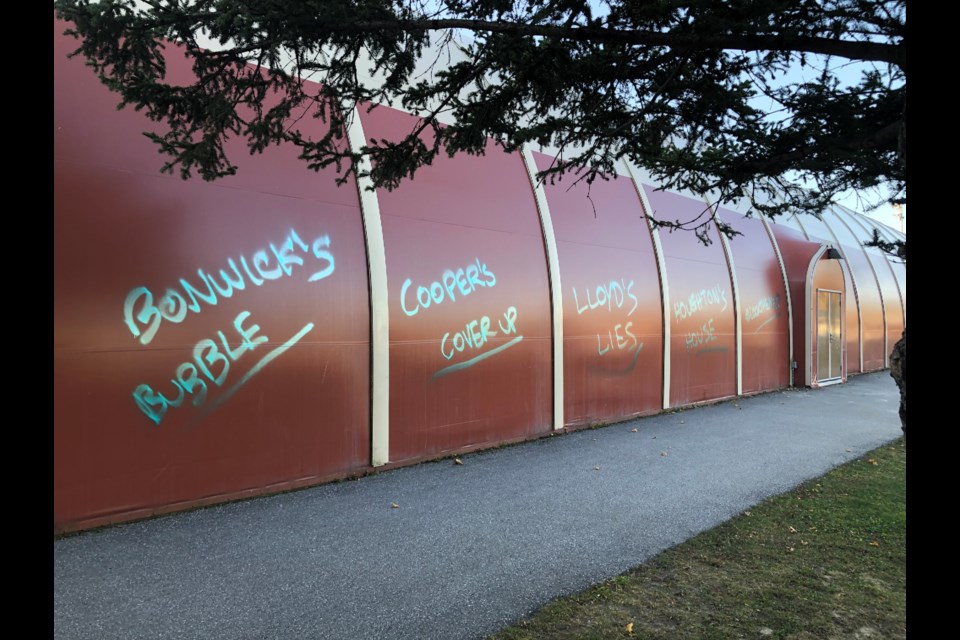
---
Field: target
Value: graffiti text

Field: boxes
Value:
[434,305,522,378]
[745,294,782,332]
[597,321,642,356]
[685,317,718,352]
[400,258,496,317]
[674,284,728,322]
[572,279,639,316]
[132,310,314,425]
[124,229,334,345]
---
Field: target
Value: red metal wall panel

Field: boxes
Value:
[769,223,822,381]
[717,209,790,393]
[642,188,736,405]
[535,157,663,425]
[54,21,371,531]
[359,107,552,462]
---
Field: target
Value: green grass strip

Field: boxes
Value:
[490,438,906,640]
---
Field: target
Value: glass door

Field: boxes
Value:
[817,290,843,382]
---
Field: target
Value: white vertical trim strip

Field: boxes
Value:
[624,163,671,410]
[804,246,829,387]
[828,209,888,368]
[759,216,796,387]
[870,228,906,329]
[798,211,862,376]
[785,213,827,379]
[520,146,564,431]
[839,210,905,324]
[789,212,811,240]
[346,108,390,467]
[870,221,900,243]
[847,254,863,375]
[835,247,865,376]
[710,202,742,396]
[834,208,902,366]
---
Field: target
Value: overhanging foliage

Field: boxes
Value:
[54,0,906,234]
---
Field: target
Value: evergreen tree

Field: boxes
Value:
[54,0,905,223]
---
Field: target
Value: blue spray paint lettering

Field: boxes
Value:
[685,317,718,351]
[208,259,247,298]
[570,278,641,361]
[123,229,334,345]
[308,236,335,282]
[498,306,518,335]
[597,321,642,356]
[433,306,522,378]
[573,278,638,316]
[131,310,291,425]
[132,380,185,426]
[674,284,728,323]
[745,294,781,322]
[400,258,496,317]
[441,316,498,360]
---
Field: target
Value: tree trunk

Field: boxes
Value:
[889,328,906,434]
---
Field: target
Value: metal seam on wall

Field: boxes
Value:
[788,212,810,240]
[850,210,905,328]
[801,210,862,375]
[759,216,795,387]
[709,202,743,396]
[870,215,908,319]
[844,251,864,375]
[787,211,848,381]
[346,108,390,466]
[806,210,857,379]
[855,209,905,327]
[836,206,905,338]
[828,208,888,368]
[849,207,902,243]
[804,245,830,386]
[520,146,564,431]
[871,221,899,243]
[623,162,671,410]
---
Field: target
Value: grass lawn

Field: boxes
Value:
[489,438,906,640]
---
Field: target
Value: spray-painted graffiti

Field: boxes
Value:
[572,279,639,316]
[673,284,729,354]
[745,294,782,332]
[127,228,336,425]
[572,278,644,359]
[685,317,718,352]
[132,310,314,425]
[399,259,523,378]
[674,284,728,322]
[124,229,334,346]
[400,259,496,317]
[435,306,523,379]
[441,306,518,360]
[596,323,641,356]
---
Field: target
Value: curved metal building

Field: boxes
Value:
[54,21,906,533]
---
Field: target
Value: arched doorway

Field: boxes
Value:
[816,288,843,383]
[807,247,847,387]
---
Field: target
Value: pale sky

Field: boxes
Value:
[835,192,906,234]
